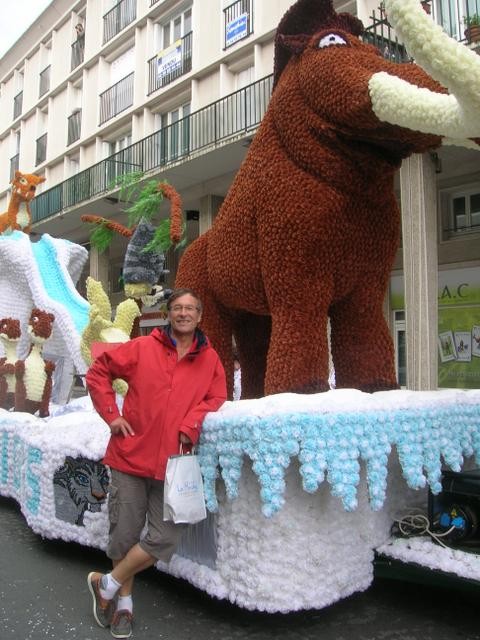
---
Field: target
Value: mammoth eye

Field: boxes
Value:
[19,177,28,185]
[32,316,39,323]
[318,33,347,48]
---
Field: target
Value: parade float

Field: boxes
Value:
[2,0,480,613]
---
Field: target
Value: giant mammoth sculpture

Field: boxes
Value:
[175,0,480,398]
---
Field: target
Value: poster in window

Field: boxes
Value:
[473,325,480,358]
[454,331,472,362]
[438,330,456,363]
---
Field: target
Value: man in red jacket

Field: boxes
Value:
[85,288,226,639]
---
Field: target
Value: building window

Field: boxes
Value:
[105,132,136,184]
[68,109,82,145]
[10,154,20,181]
[148,8,192,94]
[39,65,51,98]
[9,130,21,180]
[160,8,192,48]
[435,0,480,41]
[13,92,23,119]
[450,189,480,233]
[157,103,190,163]
[99,72,134,125]
[103,0,137,44]
[224,0,253,49]
[36,133,48,166]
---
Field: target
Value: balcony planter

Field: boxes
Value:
[464,14,480,44]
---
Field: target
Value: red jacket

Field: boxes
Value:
[86,326,227,480]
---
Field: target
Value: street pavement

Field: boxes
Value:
[1,495,479,640]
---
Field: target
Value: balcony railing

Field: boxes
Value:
[31,74,274,224]
[363,11,410,62]
[68,109,82,145]
[99,72,134,125]
[36,133,47,166]
[71,36,85,70]
[13,91,23,119]
[150,0,160,5]
[435,0,480,42]
[103,0,136,44]
[365,1,480,53]
[39,65,51,98]
[10,154,19,181]
[147,31,192,95]
[224,0,253,49]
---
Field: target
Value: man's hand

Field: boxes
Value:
[109,416,135,437]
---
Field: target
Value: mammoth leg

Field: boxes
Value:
[176,234,234,396]
[232,312,271,399]
[200,298,234,398]
[264,307,330,395]
[330,293,398,392]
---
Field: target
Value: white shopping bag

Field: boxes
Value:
[163,451,207,524]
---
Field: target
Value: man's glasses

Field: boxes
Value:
[170,305,200,313]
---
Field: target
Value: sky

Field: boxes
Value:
[0,0,53,59]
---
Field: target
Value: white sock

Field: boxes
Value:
[116,595,133,614]
[99,573,121,600]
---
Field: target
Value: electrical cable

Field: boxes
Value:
[391,508,457,548]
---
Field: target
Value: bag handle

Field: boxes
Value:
[179,442,195,456]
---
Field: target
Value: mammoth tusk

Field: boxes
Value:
[384,0,480,111]
[369,72,480,139]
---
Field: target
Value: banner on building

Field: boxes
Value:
[390,267,480,389]
[157,40,182,79]
[225,13,248,47]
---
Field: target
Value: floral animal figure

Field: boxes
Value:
[80,277,141,395]
[176,0,480,398]
[14,308,55,417]
[0,318,21,410]
[81,180,183,299]
[0,171,46,235]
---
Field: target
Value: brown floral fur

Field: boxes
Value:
[175,0,470,398]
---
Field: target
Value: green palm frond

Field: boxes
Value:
[90,223,115,253]
[126,180,165,226]
[142,219,187,253]
[107,170,145,202]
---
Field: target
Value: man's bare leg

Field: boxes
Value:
[111,544,156,591]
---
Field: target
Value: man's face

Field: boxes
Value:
[168,294,202,338]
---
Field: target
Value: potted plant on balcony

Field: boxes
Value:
[464,13,480,44]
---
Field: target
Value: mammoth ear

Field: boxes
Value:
[36,175,46,184]
[277,33,311,56]
[48,313,55,323]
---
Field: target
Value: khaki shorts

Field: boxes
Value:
[107,468,186,562]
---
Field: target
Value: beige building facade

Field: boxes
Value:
[0,0,479,389]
